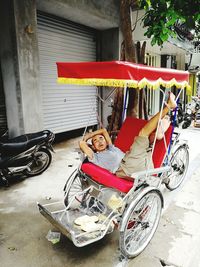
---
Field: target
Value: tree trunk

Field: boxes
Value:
[107,42,125,137]
[136,41,147,119]
[120,0,139,118]
[120,0,137,62]
[108,0,148,134]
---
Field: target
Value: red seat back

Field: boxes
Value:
[114,117,173,168]
[114,117,147,152]
[152,124,173,168]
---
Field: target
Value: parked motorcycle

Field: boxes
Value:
[176,102,184,125]
[182,106,193,129]
[170,102,184,128]
[194,111,200,127]
[182,96,200,129]
[0,130,54,186]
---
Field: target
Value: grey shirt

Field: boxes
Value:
[89,144,125,173]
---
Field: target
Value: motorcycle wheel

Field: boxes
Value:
[177,115,183,124]
[24,148,52,176]
[182,121,191,129]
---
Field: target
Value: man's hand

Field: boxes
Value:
[82,128,112,145]
[83,132,93,142]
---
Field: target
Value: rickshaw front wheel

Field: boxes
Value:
[119,189,162,258]
[64,171,88,207]
[166,145,189,191]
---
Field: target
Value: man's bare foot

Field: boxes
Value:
[149,115,171,143]
[167,92,177,110]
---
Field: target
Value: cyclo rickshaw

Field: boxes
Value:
[38,61,190,258]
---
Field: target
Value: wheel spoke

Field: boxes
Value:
[64,173,88,207]
[125,228,142,250]
[26,149,51,175]
[122,192,162,257]
[167,146,189,190]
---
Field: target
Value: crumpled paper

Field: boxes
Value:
[46,230,61,244]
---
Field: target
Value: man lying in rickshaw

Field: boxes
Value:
[79,92,177,180]
[38,62,190,258]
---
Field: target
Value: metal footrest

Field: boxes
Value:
[38,200,119,247]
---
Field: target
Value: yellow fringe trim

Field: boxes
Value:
[57,77,191,92]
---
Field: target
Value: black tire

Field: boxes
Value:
[24,148,52,176]
[0,175,9,186]
[179,116,183,123]
[119,189,162,258]
[64,171,88,207]
[177,115,183,124]
[182,121,191,129]
[166,145,189,191]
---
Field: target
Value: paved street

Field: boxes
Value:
[0,126,200,267]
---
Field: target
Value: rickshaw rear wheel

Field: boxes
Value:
[119,189,162,258]
[166,145,189,191]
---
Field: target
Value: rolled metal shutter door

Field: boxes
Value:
[37,13,97,133]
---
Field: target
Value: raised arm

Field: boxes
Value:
[79,128,112,159]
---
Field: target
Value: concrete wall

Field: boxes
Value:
[14,0,43,134]
[101,28,120,60]
[36,0,120,30]
[191,53,200,67]
[100,28,121,126]
[0,0,42,136]
[0,0,24,136]
[176,54,186,70]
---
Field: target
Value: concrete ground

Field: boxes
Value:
[0,126,200,267]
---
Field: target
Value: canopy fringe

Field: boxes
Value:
[57,77,191,92]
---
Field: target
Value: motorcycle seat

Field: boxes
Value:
[0,130,51,156]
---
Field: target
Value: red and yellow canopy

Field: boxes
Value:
[57,61,190,90]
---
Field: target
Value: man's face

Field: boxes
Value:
[92,134,107,152]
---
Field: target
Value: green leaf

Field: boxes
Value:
[138,0,199,44]
[151,36,157,46]
[162,28,169,34]
[160,33,169,42]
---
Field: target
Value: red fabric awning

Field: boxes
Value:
[57,61,190,90]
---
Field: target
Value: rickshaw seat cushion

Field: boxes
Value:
[114,117,173,168]
[81,163,134,193]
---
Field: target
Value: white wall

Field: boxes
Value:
[191,53,200,67]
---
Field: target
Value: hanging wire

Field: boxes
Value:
[167,88,183,159]
[82,104,97,140]
[82,87,117,139]
[96,87,117,103]
[122,84,129,122]
[151,89,168,163]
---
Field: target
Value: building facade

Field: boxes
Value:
[0,0,121,136]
